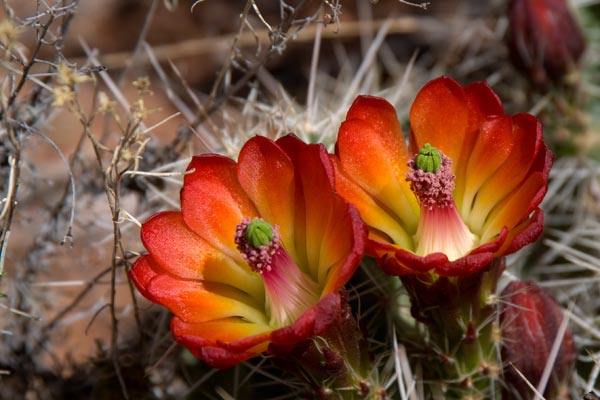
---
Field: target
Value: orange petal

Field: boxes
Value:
[481,172,547,243]
[498,208,544,255]
[374,235,506,277]
[336,96,418,232]
[171,317,270,368]
[269,291,342,354]
[464,81,504,119]
[138,259,267,325]
[237,136,297,261]
[277,135,365,288]
[171,316,270,349]
[141,211,263,300]
[467,113,542,229]
[531,143,553,180]
[315,199,366,296]
[460,115,515,222]
[450,80,504,206]
[181,154,258,262]
[332,157,414,249]
[381,247,450,275]
[409,77,469,168]
[129,254,161,301]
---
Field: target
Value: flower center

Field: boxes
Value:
[406,144,477,261]
[235,217,320,327]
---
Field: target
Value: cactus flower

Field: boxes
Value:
[332,77,552,277]
[130,134,365,368]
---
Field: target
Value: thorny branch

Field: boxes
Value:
[168,0,341,156]
[74,82,149,399]
[0,1,77,287]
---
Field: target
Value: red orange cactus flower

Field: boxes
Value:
[332,77,553,277]
[130,134,365,368]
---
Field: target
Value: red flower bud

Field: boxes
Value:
[500,280,576,399]
[506,0,586,87]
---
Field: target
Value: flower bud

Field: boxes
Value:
[500,281,576,399]
[506,0,586,87]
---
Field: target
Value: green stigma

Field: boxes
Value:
[246,218,274,248]
[415,143,442,173]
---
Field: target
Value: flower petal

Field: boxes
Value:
[464,81,504,118]
[129,254,161,301]
[318,203,366,295]
[460,115,515,222]
[237,136,297,261]
[448,81,504,208]
[181,155,259,262]
[529,141,553,181]
[371,228,508,277]
[409,77,469,167]
[378,245,448,275]
[498,208,544,255]
[134,256,268,325]
[332,158,414,249]
[269,291,342,355]
[171,317,271,369]
[481,172,547,243]
[336,95,419,232]
[276,135,365,291]
[467,113,544,229]
[141,211,263,300]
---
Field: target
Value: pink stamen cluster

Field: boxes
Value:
[406,154,455,210]
[235,217,282,274]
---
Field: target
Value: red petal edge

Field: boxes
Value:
[276,133,367,293]
[503,208,544,255]
[268,291,342,356]
[173,320,270,369]
[374,227,510,277]
[171,292,344,368]
[129,254,160,301]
